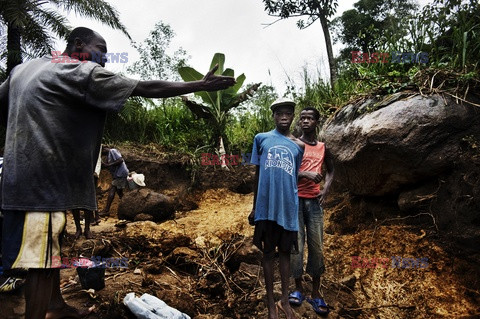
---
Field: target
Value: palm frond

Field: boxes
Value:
[32,7,71,40]
[49,0,131,40]
[21,13,54,56]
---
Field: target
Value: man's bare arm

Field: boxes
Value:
[131,64,235,98]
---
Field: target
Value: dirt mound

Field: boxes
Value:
[119,143,256,208]
[1,145,479,318]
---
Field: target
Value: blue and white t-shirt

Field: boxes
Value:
[251,129,304,231]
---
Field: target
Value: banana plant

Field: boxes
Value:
[178,53,261,153]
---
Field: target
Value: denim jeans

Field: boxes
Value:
[291,197,325,278]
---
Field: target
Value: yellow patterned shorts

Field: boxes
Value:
[2,211,66,269]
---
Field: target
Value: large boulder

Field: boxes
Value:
[117,188,175,222]
[323,93,480,196]
[322,92,480,249]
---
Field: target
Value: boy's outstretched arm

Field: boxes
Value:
[131,64,235,98]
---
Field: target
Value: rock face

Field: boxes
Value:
[117,188,175,222]
[322,93,480,248]
[323,93,480,196]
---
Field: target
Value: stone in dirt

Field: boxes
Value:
[117,188,175,222]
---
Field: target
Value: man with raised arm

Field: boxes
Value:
[0,27,234,319]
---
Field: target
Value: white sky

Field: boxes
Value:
[55,0,358,94]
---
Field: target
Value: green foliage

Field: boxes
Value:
[103,97,210,151]
[420,0,480,70]
[0,0,129,74]
[328,0,480,108]
[333,0,480,73]
[295,69,342,118]
[263,0,338,28]
[331,0,418,60]
[127,21,189,81]
[179,53,246,112]
[285,67,363,125]
[226,85,277,153]
[103,83,275,157]
[343,62,420,94]
[178,53,260,151]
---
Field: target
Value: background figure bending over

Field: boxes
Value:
[100,147,129,216]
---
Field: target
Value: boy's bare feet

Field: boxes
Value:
[277,300,297,319]
[267,301,279,319]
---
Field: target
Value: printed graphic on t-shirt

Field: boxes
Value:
[300,150,324,171]
[265,145,294,176]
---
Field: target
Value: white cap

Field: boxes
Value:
[270,97,296,112]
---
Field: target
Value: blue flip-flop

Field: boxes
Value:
[307,297,330,315]
[288,290,305,306]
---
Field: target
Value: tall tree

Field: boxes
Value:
[125,21,189,120]
[127,21,188,82]
[178,53,261,153]
[263,0,339,87]
[331,0,418,61]
[0,0,130,76]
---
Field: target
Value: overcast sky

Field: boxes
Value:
[55,0,363,94]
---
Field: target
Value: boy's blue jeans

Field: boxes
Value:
[291,197,326,278]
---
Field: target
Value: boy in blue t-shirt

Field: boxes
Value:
[249,98,304,318]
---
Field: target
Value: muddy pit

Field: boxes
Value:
[1,144,479,318]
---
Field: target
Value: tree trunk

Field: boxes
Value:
[318,14,337,88]
[7,22,23,76]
